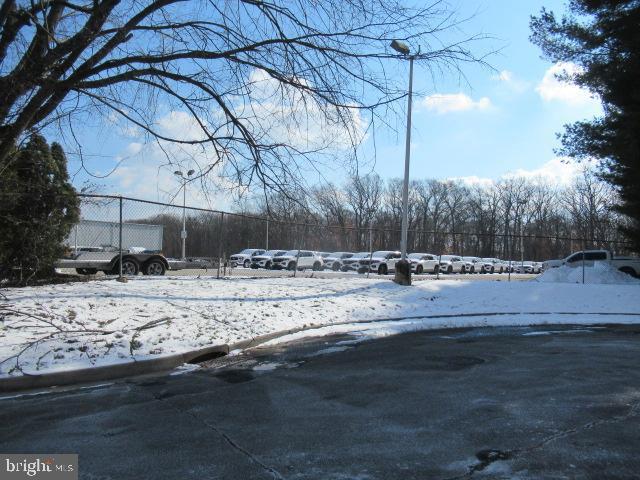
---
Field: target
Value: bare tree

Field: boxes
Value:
[346,173,383,250]
[0,0,489,191]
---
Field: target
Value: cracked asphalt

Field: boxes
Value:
[2,324,640,479]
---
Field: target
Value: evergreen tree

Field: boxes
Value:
[0,135,79,283]
[530,0,640,251]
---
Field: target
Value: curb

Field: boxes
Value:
[0,344,229,393]
[2,311,639,393]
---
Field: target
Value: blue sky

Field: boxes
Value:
[59,0,601,206]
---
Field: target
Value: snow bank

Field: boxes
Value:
[1,276,640,377]
[536,263,640,285]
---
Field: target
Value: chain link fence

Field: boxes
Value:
[38,193,630,282]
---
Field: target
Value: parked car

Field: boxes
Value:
[230,248,266,268]
[543,250,640,278]
[323,252,354,271]
[462,256,484,274]
[359,250,402,275]
[480,258,507,274]
[439,255,468,274]
[533,262,544,273]
[341,252,371,272]
[250,250,287,269]
[408,253,440,274]
[514,262,535,274]
[271,250,324,271]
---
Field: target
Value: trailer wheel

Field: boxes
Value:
[143,259,166,276]
[112,258,139,276]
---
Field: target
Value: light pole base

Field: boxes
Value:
[393,259,412,286]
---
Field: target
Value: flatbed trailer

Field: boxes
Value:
[55,251,213,276]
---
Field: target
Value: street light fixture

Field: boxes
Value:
[174,169,195,260]
[391,39,416,285]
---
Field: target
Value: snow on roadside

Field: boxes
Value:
[537,263,640,285]
[1,275,640,377]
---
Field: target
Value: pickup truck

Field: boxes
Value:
[543,250,640,278]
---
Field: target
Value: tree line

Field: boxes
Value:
[137,168,632,262]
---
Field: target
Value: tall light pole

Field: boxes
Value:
[174,169,195,260]
[391,39,415,285]
[391,39,415,262]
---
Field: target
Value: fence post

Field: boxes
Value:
[582,239,586,284]
[217,212,224,279]
[118,196,123,281]
[367,227,373,278]
[266,219,269,251]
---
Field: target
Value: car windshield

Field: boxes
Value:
[262,250,282,256]
[352,252,371,259]
[372,251,392,257]
[408,253,422,259]
[440,255,454,261]
[239,249,257,254]
[282,250,298,257]
[463,257,477,262]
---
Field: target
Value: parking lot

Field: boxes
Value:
[58,266,538,281]
[2,324,639,479]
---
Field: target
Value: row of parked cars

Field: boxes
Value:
[229,249,544,275]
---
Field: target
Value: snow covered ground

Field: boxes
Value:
[1,267,639,377]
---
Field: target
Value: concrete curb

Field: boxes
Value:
[2,311,639,393]
[0,344,229,393]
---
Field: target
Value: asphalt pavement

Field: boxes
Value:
[2,324,639,479]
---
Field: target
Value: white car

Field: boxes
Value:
[271,250,324,271]
[439,255,468,274]
[480,258,507,274]
[462,256,483,274]
[543,250,640,278]
[250,250,287,269]
[341,252,371,272]
[230,248,266,268]
[514,261,535,274]
[409,253,440,274]
[323,252,354,271]
[359,250,401,275]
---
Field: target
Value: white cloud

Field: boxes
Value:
[449,157,598,187]
[536,62,599,107]
[491,70,530,94]
[502,156,598,185]
[449,175,496,189]
[493,70,513,82]
[421,93,492,114]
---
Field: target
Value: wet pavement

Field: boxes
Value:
[2,324,640,479]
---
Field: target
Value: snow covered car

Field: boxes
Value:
[409,253,440,274]
[322,252,354,271]
[250,250,287,269]
[271,250,324,271]
[462,256,483,274]
[341,252,372,272]
[230,248,266,268]
[543,250,640,278]
[358,250,401,275]
[439,255,468,274]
